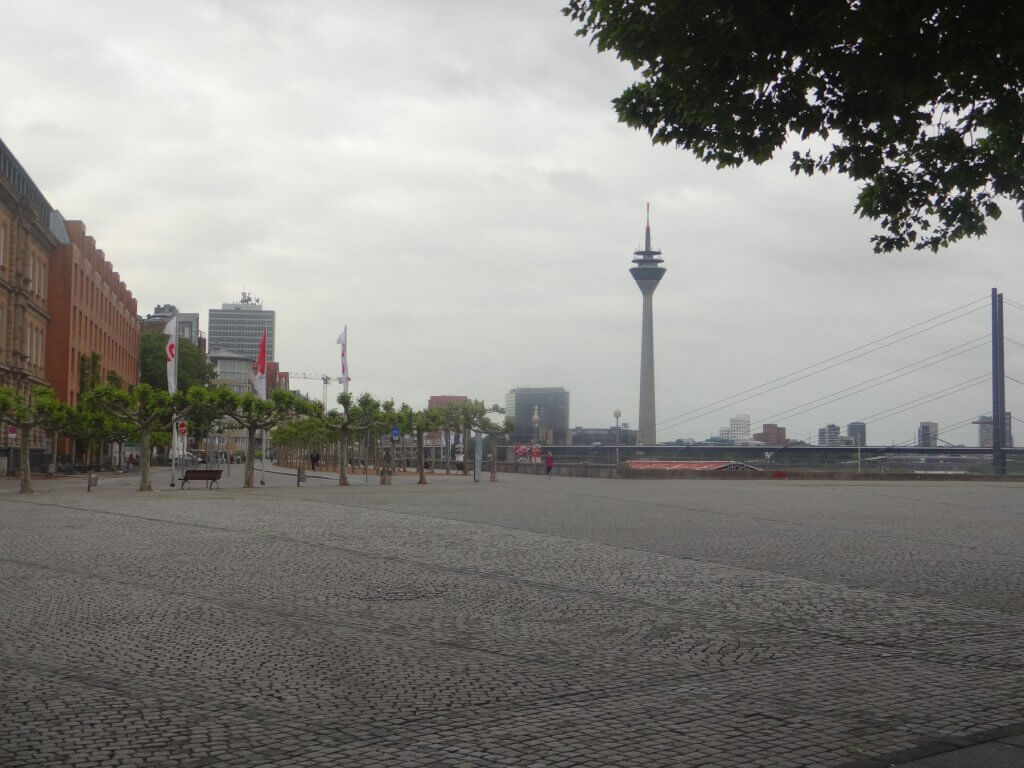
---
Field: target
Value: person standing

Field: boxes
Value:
[310,450,320,470]
[545,452,554,478]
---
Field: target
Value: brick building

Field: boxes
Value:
[753,423,787,445]
[46,220,139,407]
[0,139,70,461]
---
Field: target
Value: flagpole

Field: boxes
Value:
[343,325,349,394]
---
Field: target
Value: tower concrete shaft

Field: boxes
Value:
[629,205,666,446]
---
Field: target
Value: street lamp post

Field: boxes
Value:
[614,408,621,467]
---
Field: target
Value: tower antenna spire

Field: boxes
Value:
[645,202,651,251]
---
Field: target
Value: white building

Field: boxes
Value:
[208,347,254,395]
[719,414,751,443]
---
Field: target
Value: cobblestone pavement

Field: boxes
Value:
[2,474,1024,767]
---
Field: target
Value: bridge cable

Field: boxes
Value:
[657,297,989,433]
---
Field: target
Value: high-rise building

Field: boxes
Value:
[629,205,666,445]
[753,423,787,445]
[973,414,1013,448]
[918,421,939,447]
[846,421,867,447]
[719,414,751,443]
[208,292,275,362]
[505,387,570,445]
[818,424,841,447]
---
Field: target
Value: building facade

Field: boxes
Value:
[208,347,254,395]
[974,413,1014,448]
[753,423,787,445]
[505,387,570,445]
[846,421,867,447]
[571,424,637,447]
[719,414,751,443]
[917,421,939,448]
[47,220,139,407]
[0,138,65,396]
[208,292,275,362]
[140,305,202,351]
[818,424,841,447]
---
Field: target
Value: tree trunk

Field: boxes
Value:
[416,429,427,484]
[444,427,450,474]
[338,434,349,486]
[18,423,33,494]
[244,425,257,488]
[138,428,153,491]
[47,428,57,478]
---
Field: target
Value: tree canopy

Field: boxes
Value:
[564,1,1024,252]
[139,331,215,391]
[0,386,70,493]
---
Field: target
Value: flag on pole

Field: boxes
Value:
[252,326,268,399]
[337,326,351,392]
[163,316,178,394]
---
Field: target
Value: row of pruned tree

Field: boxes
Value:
[272,393,513,486]
[0,383,512,494]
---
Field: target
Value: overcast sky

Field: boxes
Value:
[3,0,1023,446]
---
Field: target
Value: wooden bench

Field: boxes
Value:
[180,469,223,489]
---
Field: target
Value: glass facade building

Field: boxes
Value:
[208,295,275,362]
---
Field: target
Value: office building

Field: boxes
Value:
[719,414,751,443]
[818,424,841,447]
[208,292,275,362]
[208,347,254,395]
[753,423,786,445]
[140,305,202,351]
[846,421,866,447]
[974,413,1014,448]
[505,386,570,445]
[918,421,939,448]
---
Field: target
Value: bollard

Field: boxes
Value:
[297,467,306,486]
[87,472,98,492]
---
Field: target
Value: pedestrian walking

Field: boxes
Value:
[545,452,554,478]
[310,450,320,470]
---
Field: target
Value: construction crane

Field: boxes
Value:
[288,372,343,403]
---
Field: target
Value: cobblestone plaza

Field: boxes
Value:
[3,474,1024,767]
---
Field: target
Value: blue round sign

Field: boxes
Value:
[391,427,401,438]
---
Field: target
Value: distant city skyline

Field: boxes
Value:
[2,3,1021,445]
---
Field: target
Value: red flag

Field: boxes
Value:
[252,326,268,399]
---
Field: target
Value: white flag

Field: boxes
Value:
[164,316,178,394]
[337,326,350,390]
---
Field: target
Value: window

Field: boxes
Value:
[0,221,5,267]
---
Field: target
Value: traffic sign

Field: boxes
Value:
[176,421,188,436]
[391,427,400,438]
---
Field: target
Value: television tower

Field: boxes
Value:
[630,204,666,446]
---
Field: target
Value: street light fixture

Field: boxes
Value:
[614,408,622,467]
